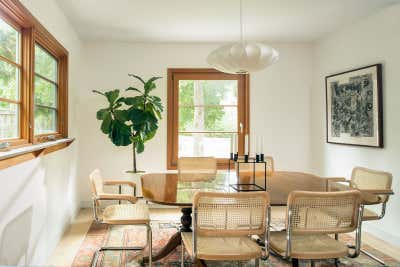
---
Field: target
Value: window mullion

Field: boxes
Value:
[20,27,35,143]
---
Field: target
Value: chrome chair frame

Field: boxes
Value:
[328,176,394,266]
[182,206,271,267]
[271,201,364,267]
[348,191,393,266]
[90,198,152,267]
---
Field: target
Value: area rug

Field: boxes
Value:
[72,220,400,267]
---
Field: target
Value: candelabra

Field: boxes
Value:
[228,152,267,192]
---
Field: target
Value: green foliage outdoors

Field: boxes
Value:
[0,19,19,138]
[93,75,163,172]
[179,80,237,138]
[34,45,58,134]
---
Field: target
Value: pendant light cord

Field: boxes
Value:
[240,0,244,44]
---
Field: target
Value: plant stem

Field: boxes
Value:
[132,142,137,173]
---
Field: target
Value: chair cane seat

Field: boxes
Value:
[270,231,348,260]
[103,203,150,225]
[181,232,262,261]
[362,208,380,221]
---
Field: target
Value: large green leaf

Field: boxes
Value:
[104,89,120,104]
[128,74,146,84]
[124,96,144,107]
[145,103,162,120]
[92,90,106,96]
[126,87,142,94]
[144,77,162,95]
[101,112,112,134]
[114,110,129,122]
[115,97,126,104]
[136,139,145,153]
[146,76,162,84]
[144,82,156,94]
[143,128,157,142]
[96,108,110,120]
[109,120,132,146]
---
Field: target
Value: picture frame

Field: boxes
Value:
[325,64,383,148]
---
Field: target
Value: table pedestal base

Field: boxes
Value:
[143,207,192,263]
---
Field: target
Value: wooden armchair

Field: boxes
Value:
[181,191,270,266]
[89,169,152,267]
[327,167,394,265]
[269,190,363,267]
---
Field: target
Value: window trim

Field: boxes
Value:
[167,68,250,170]
[0,0,68,146]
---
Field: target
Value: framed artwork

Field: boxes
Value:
[325,64,383,147]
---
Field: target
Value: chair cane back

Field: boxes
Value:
[270,190,363,262]
[181,191,270,266]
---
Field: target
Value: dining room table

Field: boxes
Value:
[141,170,331,263]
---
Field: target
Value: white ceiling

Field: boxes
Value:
[56,0,400,43]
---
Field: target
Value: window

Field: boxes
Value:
[0,19,21,140]
[167,68,249,169]
[0,1,68,147]
[34,44,58,135]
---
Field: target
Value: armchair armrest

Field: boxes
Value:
[97,193,137,204]
[358,189,394,195]
[103,180,136,188]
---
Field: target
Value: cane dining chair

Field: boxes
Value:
[89,169,152,267]
[269,190,363,267]
[177,157,217,181]
[181,191,270,267]
[327,167,394,265]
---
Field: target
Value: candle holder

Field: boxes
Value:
[255,154,260,163]
[234,153,238,161]
[260,153,264,162]
[230,152,234,160]
[228,156,267,192]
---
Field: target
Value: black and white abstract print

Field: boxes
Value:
[330,73,374,138]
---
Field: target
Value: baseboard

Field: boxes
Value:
[364,223,400,248]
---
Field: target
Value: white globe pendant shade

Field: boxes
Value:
[207,42,279,74]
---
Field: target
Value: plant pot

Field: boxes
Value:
[123,170,146,197]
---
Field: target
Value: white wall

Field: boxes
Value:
[0,0,83,265]
[78,42,313,204]
[311,4,400,246]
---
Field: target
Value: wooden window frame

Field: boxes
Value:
[0,0,68,146]
[167,68,249,170]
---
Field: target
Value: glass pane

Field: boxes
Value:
[0,101,19,139]
[35,76,57,108]
[178,133,233,158]
[35,45,57,82]
[179,80,237,106]
[34,106,57,135]
[0,18,19,63]
[179,106,237,132]
[0,60,19,100]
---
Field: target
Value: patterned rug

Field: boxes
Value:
[72,220,400,267]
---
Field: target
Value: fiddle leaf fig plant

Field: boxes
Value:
[93,74,163,173]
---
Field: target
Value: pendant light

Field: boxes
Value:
[207,0,279,74]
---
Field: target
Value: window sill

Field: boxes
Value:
[0,138,75,170]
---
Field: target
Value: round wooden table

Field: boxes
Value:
[141,171,329,262]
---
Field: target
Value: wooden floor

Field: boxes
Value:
[47,206,400,266]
